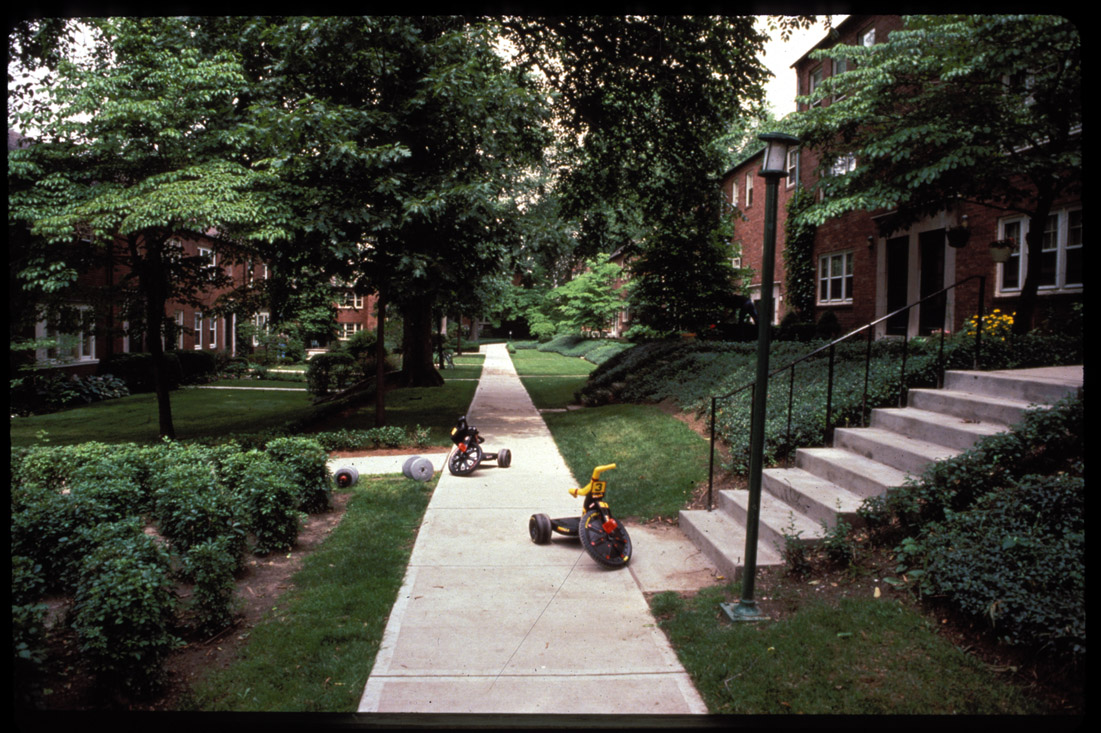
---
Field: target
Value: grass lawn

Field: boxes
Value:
[510,348,597,375]
[204,379,306,389]
[305,360,483,446]
[9,387,320,447]
[183,474,436,711]
[509,348,707,521]
[513,348,596,411]
[651,587,1044,715]
[542,404,708,521]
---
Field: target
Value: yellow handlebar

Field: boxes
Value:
[570,464,616,497]
[591,463,617,480]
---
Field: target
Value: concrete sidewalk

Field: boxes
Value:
[356,343,712,715]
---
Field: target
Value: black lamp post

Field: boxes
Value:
[721,131,799,623]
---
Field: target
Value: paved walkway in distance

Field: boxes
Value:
[356,343,710,715]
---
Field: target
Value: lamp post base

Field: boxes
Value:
[720,600,770,623]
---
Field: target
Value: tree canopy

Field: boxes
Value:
[792,14,1081,332]
[9,17,295,437]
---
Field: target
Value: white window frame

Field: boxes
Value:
[745,173,754,207]
[808,65,824,106]
[785,148,799,188]
[35,305,96,365]
[730,180,739,207]
[817,251,854,305]
[339,291,364,309]
[209,316,218,349]
[833,57,848,102]
[252,312,270,347]
[194,312,203,350]
[861,26,876,47]
[174,312,184,350]
[338,322,364,340]
[996,207,1082,296]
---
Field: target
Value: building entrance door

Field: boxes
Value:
[885,236,909,336]
[919,229,946,335]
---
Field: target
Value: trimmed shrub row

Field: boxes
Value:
[10,435,341,696]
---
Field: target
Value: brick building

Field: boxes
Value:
[730,14,1081,338]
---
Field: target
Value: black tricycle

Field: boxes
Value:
[448,415,511,475]
[528,463,632,568]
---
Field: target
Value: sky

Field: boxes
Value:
[758,16,846,116]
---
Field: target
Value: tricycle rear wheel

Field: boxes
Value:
[529,513,552,544]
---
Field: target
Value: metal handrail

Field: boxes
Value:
[706,274,986,510]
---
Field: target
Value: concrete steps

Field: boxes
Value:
[679,365,1083,581]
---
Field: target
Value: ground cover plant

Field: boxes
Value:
[579,330,1082,473]
[871,394,1085,659]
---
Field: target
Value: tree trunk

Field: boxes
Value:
[375,291,387,426]
[397,297,444,387]
[1013,192,1055,335]
[132,234,176,439]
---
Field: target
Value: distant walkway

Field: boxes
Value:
[357,343,708,715]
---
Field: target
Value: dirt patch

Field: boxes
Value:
[23,492,354,712]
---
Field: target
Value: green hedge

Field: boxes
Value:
[882,395,1085,657]
[97,352,183,393]
[9,434,352,694]
[71,518,180,695]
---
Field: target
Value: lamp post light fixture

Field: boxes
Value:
[720,131,800,624]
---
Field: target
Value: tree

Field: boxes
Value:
[8,18,293,437]
[793,15,1081,333]
[548,258,625,334]
[194,17,553,393]
[501,16,815,335]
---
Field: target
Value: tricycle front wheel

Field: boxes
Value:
[578,509,632,568]
[448,444,483,475]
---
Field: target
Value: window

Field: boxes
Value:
[745,173,754,207]
[730,181,739,207]
[998,208,1082,293]
[808,66,824,106]
[198,247,215,266]
[339,291,364,309]
[209,316,217,349]
[36,306,96,364]
[831,154,857,176]
[786,148,799,188]
[818,251,854,304]
[861,26,876,47]
[339,322,364,340]
[833,58,848,101]
[194,312,203,350]
[252,312,270,346]
[174,312,184,350]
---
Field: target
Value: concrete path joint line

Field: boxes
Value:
[357,343,710,716]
